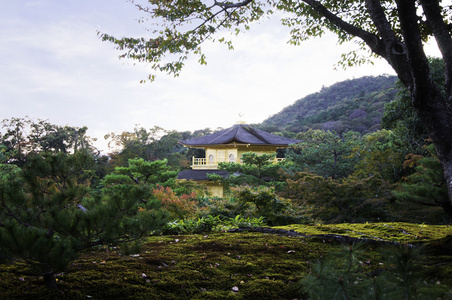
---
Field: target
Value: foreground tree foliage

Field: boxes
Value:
[301,242,428,300]
[0,151,169,289]
[101,0,452,211]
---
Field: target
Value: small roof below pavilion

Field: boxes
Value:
[177,170,229,181]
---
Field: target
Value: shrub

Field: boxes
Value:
[285,172,396,223]
[232,185,312,225]
[162,215,222,234]
[152,185,199,219]
[161,214,266,234]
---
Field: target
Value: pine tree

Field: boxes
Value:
[0,151,169,288]
[214,152,284,189]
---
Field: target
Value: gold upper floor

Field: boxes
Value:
[190,145,285,170]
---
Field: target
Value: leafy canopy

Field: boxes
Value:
[100,0,273,80]
[100,1,451,80]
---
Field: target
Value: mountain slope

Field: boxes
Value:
[259,75,399,134]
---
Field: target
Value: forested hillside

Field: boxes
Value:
[260,75,398,134]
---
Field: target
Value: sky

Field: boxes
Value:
[0,0,436,152]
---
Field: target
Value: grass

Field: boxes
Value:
[1,223,451,299]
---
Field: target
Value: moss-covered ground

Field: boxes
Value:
[1,222,451,299]
[276,222,452,243]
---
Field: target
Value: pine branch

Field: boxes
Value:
[1,202,33,228]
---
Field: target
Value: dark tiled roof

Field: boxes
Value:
[179,124,300,146]
[177,170,229,181]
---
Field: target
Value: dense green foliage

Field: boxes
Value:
[301,243,431,299]
[287,130,361,179]
[284,172,395,223]
[5,0,452,294]
[0,117,97,166]
[99,0,452,234]
[1,69,450,295]
[212,152,284,189]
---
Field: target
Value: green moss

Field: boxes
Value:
[276,222,451,243]
[1,223,452,299]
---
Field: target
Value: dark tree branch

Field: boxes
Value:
[129,174,140,185]
[1,203,33,228]
[300,0,415,88]
[365,0,398,44]
[421,0,452,102]
[395,0,434,106]
[364,0,412,87]
[302,0,383,54]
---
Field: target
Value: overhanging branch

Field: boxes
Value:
[301,0,384,57]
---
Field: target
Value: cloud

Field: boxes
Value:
[0,0,403,152]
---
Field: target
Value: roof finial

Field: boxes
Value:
[236,112,246,125]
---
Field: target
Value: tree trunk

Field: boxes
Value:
[395,0,452,214]
[419,0,452,214]
[412,86,452,214]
